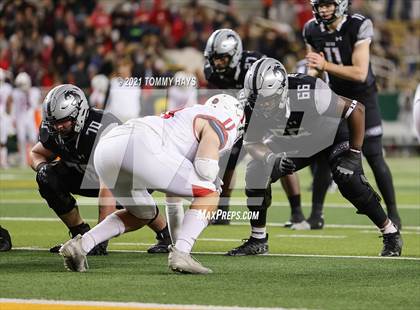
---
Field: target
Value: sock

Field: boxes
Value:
[81,213,125,254]
[175,209,208,253]
[288,194,304,222]
[69,222,90,238]
[0,147,8,167]
[251,226,266,239]
[380,219,398,234]
[156,225,170,241]
[165,200,184,243]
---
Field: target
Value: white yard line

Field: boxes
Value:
[11,247,420,261]
[1,198,419,209]
[1,216,420,230]
[0,298,296,310]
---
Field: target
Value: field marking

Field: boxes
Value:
[0,298,295,310]
[1,198,419,209]
[11,247,420,261]
[1,216,420,231]
[274,234,346,239]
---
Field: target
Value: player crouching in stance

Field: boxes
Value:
[59,94,245,274]
[228,58,402,257]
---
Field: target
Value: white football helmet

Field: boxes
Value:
[311,0,349,25]
[243,57,289,118]
[204,29,243,73]
[15,72,31,90]
[42,84,90,138]
[204,94,245,142]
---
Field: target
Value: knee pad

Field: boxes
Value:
[334,173,381,214]
[246,186,272,211]
[125,204,157,221]
[36,165,76,216]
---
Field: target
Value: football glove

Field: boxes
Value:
[333,149,361,181]
[264,152,296,178]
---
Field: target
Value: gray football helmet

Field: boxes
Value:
[42,84,90,138]
[243,58,289,118]
[204,29,243,73]
[311,0,349,25]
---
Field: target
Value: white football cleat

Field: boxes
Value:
[59,234,88,272]
[291,220,311,230]
[168,245,212,274]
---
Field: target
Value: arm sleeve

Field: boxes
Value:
[314,78,339,117]
[356,19,374,45]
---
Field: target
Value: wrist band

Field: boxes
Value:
[344,100,358,119]
[349,148,361,154]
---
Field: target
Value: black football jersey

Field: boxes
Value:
[204,50,264,89]
[245,73,347,157]
[303,14,376,97]
[39,109,121,172]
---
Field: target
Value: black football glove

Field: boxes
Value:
[35,161,60,185]
[265,152,296,179]
[333,149,362,181]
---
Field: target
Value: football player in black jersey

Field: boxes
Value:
[226,58,402,257]
[204,28,306,231]
[303,0,401,229]
[30,84,171,254]
[0,225,12,251]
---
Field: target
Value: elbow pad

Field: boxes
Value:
[194,157,219,182]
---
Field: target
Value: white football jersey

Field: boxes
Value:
[126,104,238,161]
[0,83,12,115]
[11,87,40,117]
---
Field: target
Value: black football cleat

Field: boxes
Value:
[226,235,268,256]
[380,231,403,257]
[87,240,109,256]
[147,236,171,253]
[0,226,12,251]
[49,244,63,253]
[306,214,325,230]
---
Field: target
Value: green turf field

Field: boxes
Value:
[1,157,419,310]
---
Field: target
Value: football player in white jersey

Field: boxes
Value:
[413,84,420,143]
[59,94,244,274]
[12,72,41,167]
[0,69,13,168]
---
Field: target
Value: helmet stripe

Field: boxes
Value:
[252,59,264,95]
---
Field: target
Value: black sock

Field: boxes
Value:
[250,208,267,227]
[156,225,170,240]
[288,195,304,221]
[69,222,90,237]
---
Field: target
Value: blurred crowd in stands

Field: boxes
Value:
[0,0,418,163]
[1,0,418,93]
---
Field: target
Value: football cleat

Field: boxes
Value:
[284,213,305,228]
[168,245,212,274]
[147,236,171,254]
[59,234,88,272]
[306,215,325,230]
[291,221,311,230]
[225,235,268,256]
[380,231,403,257]
[87,241,108,256]
[51,240,108,255]
[0,226,12,252]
